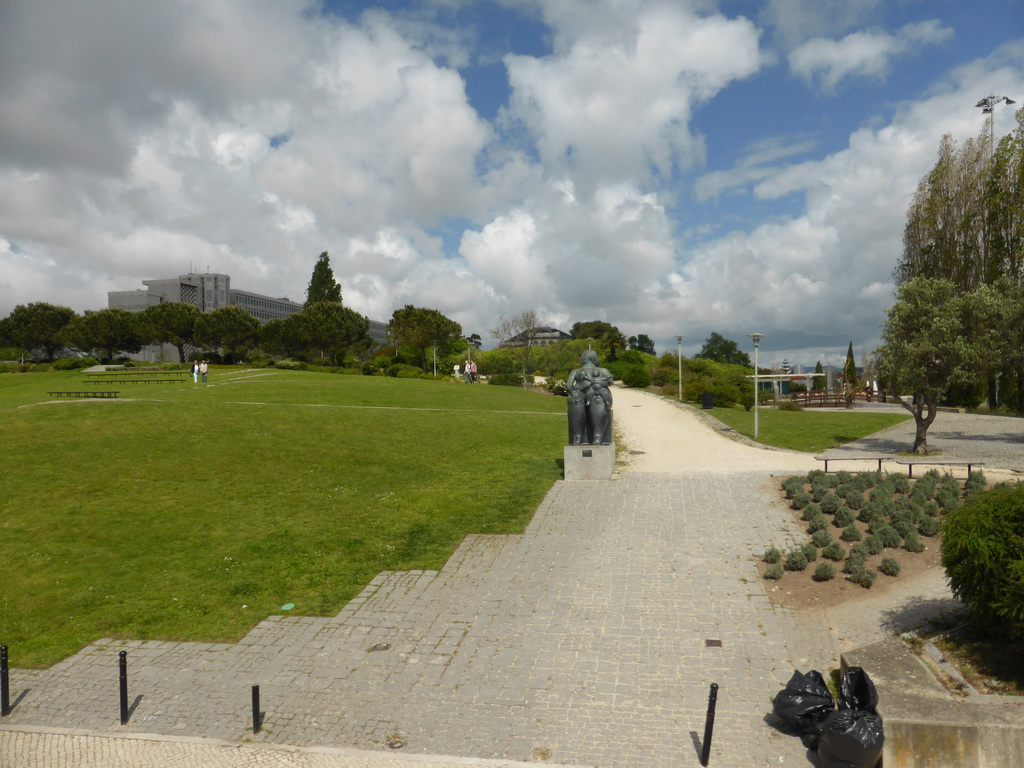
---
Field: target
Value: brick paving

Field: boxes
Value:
[4,388,994,768]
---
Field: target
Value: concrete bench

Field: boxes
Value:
[892,457,984,479]
[814,455,890,473]
[48,391,119,399]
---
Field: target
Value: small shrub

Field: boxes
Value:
[806,469,827,484]
[813,562,837,582]
[53,356,100,370]
[811,483,832,503]
[876,525,902,549]
[918,516,940,537]
[902,530,925,553]
[879,558,902,577]
[802,503,823,521]
[763,547,782,564]
[850,566,877,589]
[790,491,811,511]
[783,548,809,572]
[863,534,884,556]
[842,551,866,574]
[545,378,569,396]
[273,359,306,370]
[782,477,804,499]
[819,493,841,514]
[777,399,803,411]
[807,516,829,534]
[892,475,911,494]
[833,507,854,528]
[840,524,863,543]
[923,500,941,518]
[844,490,864,510]
[802,542,819,562]
[811,529,833,548]
[361,362,379,376]
[821,542,846,561]
[764,564,784,581]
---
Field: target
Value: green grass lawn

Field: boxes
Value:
[705,404,912,452]
[0,369,566,667]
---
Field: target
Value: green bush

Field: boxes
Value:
[764,564,784,581]
[892,475,911,494]
[849,566,877,589]
[274,359,306,370]
[840,524,863,543]
[545,378,569,396]
[488,372,525,387]
[763,547,782,564]
[620,365,651,388]
[807,516,829,534]
[813,562,837,582]
[802,542,818,562]
[821,542,846,561]
[811,529,833,548]
[802,503,823,521]
[879,558,902,577]
[361,362,379,376]
[941,483,1024,639]
[820,493,841,515]
[782,477,804,499]
[790,491,811,511]
[902,530,925,553]
[53,356,100,370]
[783,548,809,572]
[844,490,864,510]
[833,507,854,528]
[777,399,803,411]
[918,516,940,537]
[863,534,884,556]
[876,525,902,549]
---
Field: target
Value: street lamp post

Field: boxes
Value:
[748,333,765,440]
[676,335,683,402]
[975,94,1016,156]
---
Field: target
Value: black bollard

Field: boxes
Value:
[119,651,129,725]
[700,682,719,767]
[1,646,9,717]
[251,685,261,733]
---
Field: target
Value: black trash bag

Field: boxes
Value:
[772,669,835,741]
[837,666,879,715]
[817,708,884,768]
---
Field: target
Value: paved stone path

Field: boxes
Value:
[3,387,989,767]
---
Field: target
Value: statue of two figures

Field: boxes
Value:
[567,350,613,445]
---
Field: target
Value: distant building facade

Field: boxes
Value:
[109,272,302,322]
[109,272,388,361]
[502,327,571,348]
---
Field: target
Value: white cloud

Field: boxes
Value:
[504,1,763,187]
[789,21,953,93]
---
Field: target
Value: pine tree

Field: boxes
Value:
[305,251,342,306]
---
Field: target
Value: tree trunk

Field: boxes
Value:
[987,372,997,411]
[904,391,938,454]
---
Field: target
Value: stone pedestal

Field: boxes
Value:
[563,443,615,482]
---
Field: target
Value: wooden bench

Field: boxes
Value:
[85,371,188,377]
[48,391,120,399]
[892,458,984,479]
[814,455,890,473]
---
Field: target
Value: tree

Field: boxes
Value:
[628,334,656,355]
[388,305,462,372]
[877,278,977,453]
[842,341,859,409]
[695,332,752,367]
[491,309,541,384]
[292,302,371,365]
[0,302,77,361]
[140,302,200,362]
[812,360,825,391]
[570,320,628,361]
[305,251,342,306]
[61,308,142,363]
[194,305,261,363]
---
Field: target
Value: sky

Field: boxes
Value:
[1,0,1022,369]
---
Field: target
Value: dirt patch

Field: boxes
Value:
[757,474,946,613]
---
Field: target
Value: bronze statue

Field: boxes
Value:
[567,350,613,445]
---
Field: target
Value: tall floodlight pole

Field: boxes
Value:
[975,94,1016,156]
[676,335,683,401]
[748,333,765,440]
